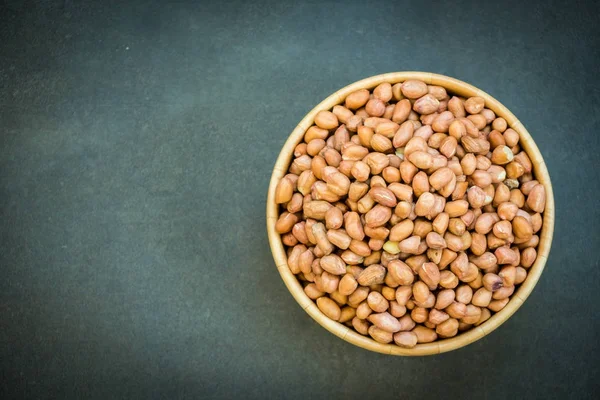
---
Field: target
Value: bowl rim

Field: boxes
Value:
[266,72,554,356]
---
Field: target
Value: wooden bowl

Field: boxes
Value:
[266,72,554,355]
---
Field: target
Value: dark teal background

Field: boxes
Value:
[1,0,599,398]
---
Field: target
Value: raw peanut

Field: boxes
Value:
[363,226,390,241]
[389,301,407,317]
[461,136,490,154]
[515,267,527,284]
[468,272,483,290]
[448,218,466,236]
[341,250,364,265]
[387,260,414,285]
[427,85,447,100]
[488,163,508,182]
[357,194,375,214]
[526,184,546,213]
[382,166,401,183]
[475,213,499,234]
[319,254,346,275]
[497,202,518,221]
[432,111,454,133]
[392,99,412,124]
[448,96,466,118]
[394,331,418,348]
[467,113,487,130]
[339,274,358,295]
[373,82,393,102]
[449,119,466,140]
[346,115,363,132]
[514,151,532,173]
[412,326,438,343]
[345,89,370,110]
[411,307,429,323]
[324,148,342,167]
[521,180,539,196]
[401,80,428,99]
[499,265,516,287]
[317,297,341,321]
[382,286,397,301]
[325,206,344,230]
[392,83,404,101]
[493,285,515,300]
[305,126,329,143]
[348,182,369,202]
[398,236,421,254]
[349,239,371,257]
[367,292,390,313]
[330,290,347,306]
[312,223,334,255]
[342,144,369,161]
[369,187,397,208]
[368,325,393,343]
[429,308,450,325]
[429,132,447,148]
[332,105,354,124]
[492,117,508,132]
[365,98,386,117]
[365,205,392,228]
[370,134,393,153]
[469,232,487,256]
[471,251,498,269]
[428,167,453,191]
[407,151,433,169]
[295,143,308,157]
[314,111,338,130]
[445,200,469,217]
[512,216,533,240]
[413,94,440,115]
[358,126,375,148]
[415,192,435,216]
[456,284,474,304]
[472,287,493,307]
[475,307,492,326]
[357,264,386,286]
[521,247,537,268]
[388,183,413,202]
[395,286,413,306]
[436,318,459,338]
[282,233,298,247]
[348,286,370,307]
[365,152,390,175]
[419,262,441,289]
[426,231,447,249]
[510,189,525,207]
[432,212,450,235]
[412,171,430,197]
[394,201,412,219]
[467,186,486,209]
[344,211,365,241]
[276,212,299,233]
[412,281,430,304]
[445,302,467,319]
[287,193,304,214]
[495,246,518,265]
[368,311,402,333]
[462,305,482,324]
[464,97,485,114]
[370,176,387,188]
[488,130,506,148]
[339,306,356,323]
[488,298,509,312]
[303,201,332,220]
[375,122,400,139]
[503,128,519,147]
[482,273,503,292]
[493,220,512,239]
[352,317,370,335]
[275,177,294,204]
[491,145,514,165]
[298,249,315,274]
[435,288,456,309]
[305,283,325,299]
[439,249,458,270]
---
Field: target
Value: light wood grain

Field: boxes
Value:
[266,72,554,356]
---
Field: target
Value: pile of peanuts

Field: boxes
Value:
[274,79,546,348]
